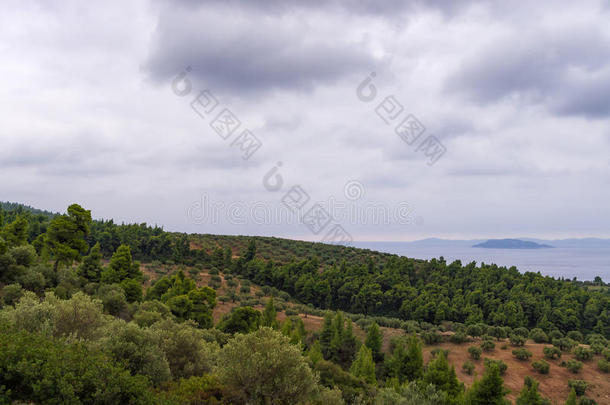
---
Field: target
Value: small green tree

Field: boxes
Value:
[45,204,92,270]
[365,322,383,363]
[262,297,278,329]
[516,376,550,405]
[423,351,464,401]
[469,346,482,360]
[216,327,318,404]
[464,362,510,405]
[79,242,103,282]
[564,389,577,405]
[350,345,376,385]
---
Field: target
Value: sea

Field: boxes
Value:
[351,242,610,283]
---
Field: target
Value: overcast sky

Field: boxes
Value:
[1,0,610,242]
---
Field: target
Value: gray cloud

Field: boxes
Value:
[446,24,610,118]
[145,5,377,94]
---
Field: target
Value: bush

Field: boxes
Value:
[543,346,562,359]
[226,279,238,288]
[421,331,443,345]
[466,324,483,337]
[566,359,583,373]
[512,348,532,361]
[450,332,468,344]
[239,285,251,294]
[484,358,507,375]
[529,328,549,343]
[573,346,593,361]
[548,330,563,340]
[597,359,610,373]
[567,380,587,396]
[216,328,318,404]
[566,331,584,343]
[553,337,576,352]
[510,334,526,346]
[590,343,605,355]
[513,327,529,337]
[481,340,495,352]
[208,268,220,275]
[468,346,482,360]
[462,361,475,375]
[532,360,550,374]
[603,349,610,361]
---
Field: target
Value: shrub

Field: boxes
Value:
[481,340,495,352]
[573,346,593,361]
[566,359,583,373]
[500,344,508,350]
[603,349,610,361]
[466,324,483,337]
[553,337,576,352]
[532,360,550,374]
[592,356,610,373]
[468,346,482,360]
[450,332,468,344]
[484,358,507,375]
[529,328,548,343]
[567,380,587,396]
[210,275,222,283]
[462,361,475,375]
[512,348,532,361]
[513,327,529,337]
[590,343,605,355]
[239,285,251,294]
[510,334,526,346]
[226,279,238,288]
[421,331,443,345]
[543,346,562,359]
[566,331,584,343]
[208,268,220,275]
[548,330,563,340]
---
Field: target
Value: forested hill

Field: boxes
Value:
[1,201,608,339]
[1,202,610,404]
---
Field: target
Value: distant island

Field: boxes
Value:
[473,239,553,249]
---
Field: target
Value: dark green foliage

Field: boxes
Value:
[532,359,550,374]
[262,297,278,328]
[530,328,549,343]
[596,359,610,372]
[423,351,464,399]
[421,330,443,345]
[510,334,526,346]
[484,358,507,375]
[217,306,261,334]
[469,346,482,360]
[481,340,495,352]
[566,359,583,373]
[451,332,469,344]
[567,380,587,396]
[516,376,551,405]
[572,346,593,361]
[0,328,156,404]
[464,362,510,405]
[365,322,384,363]
[463,361,475,375]
[513,348,533,360]
[314,359,373,404]
[101,244,142,283]
[45,204,91,270]
[386,335,424,383]
[79,242,103,282]
[544,346,562,359]
[554,338,576,352]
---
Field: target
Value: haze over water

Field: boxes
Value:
[352,242,610,282]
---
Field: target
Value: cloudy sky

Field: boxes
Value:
[1,0,610,242]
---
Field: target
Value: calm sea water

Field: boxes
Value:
[351,242,610,282]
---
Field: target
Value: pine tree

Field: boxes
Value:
[564,389,577,405]
[244,239,256,262]
[423,351,464,400]
[516,376,549,405]
[350,345,376,385]
[262,297,278,329]
[365,322,383,363]
[319,313,334,359]
[308,341,323,365]
[79,242,103,282]
[464,362,509,405]
[1,215,29,247]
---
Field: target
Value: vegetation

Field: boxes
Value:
[1,202,609,405]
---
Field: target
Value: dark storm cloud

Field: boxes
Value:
[446,25,610,118]
[145,4,377,94]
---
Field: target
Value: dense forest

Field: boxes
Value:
[0,202,609,404]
